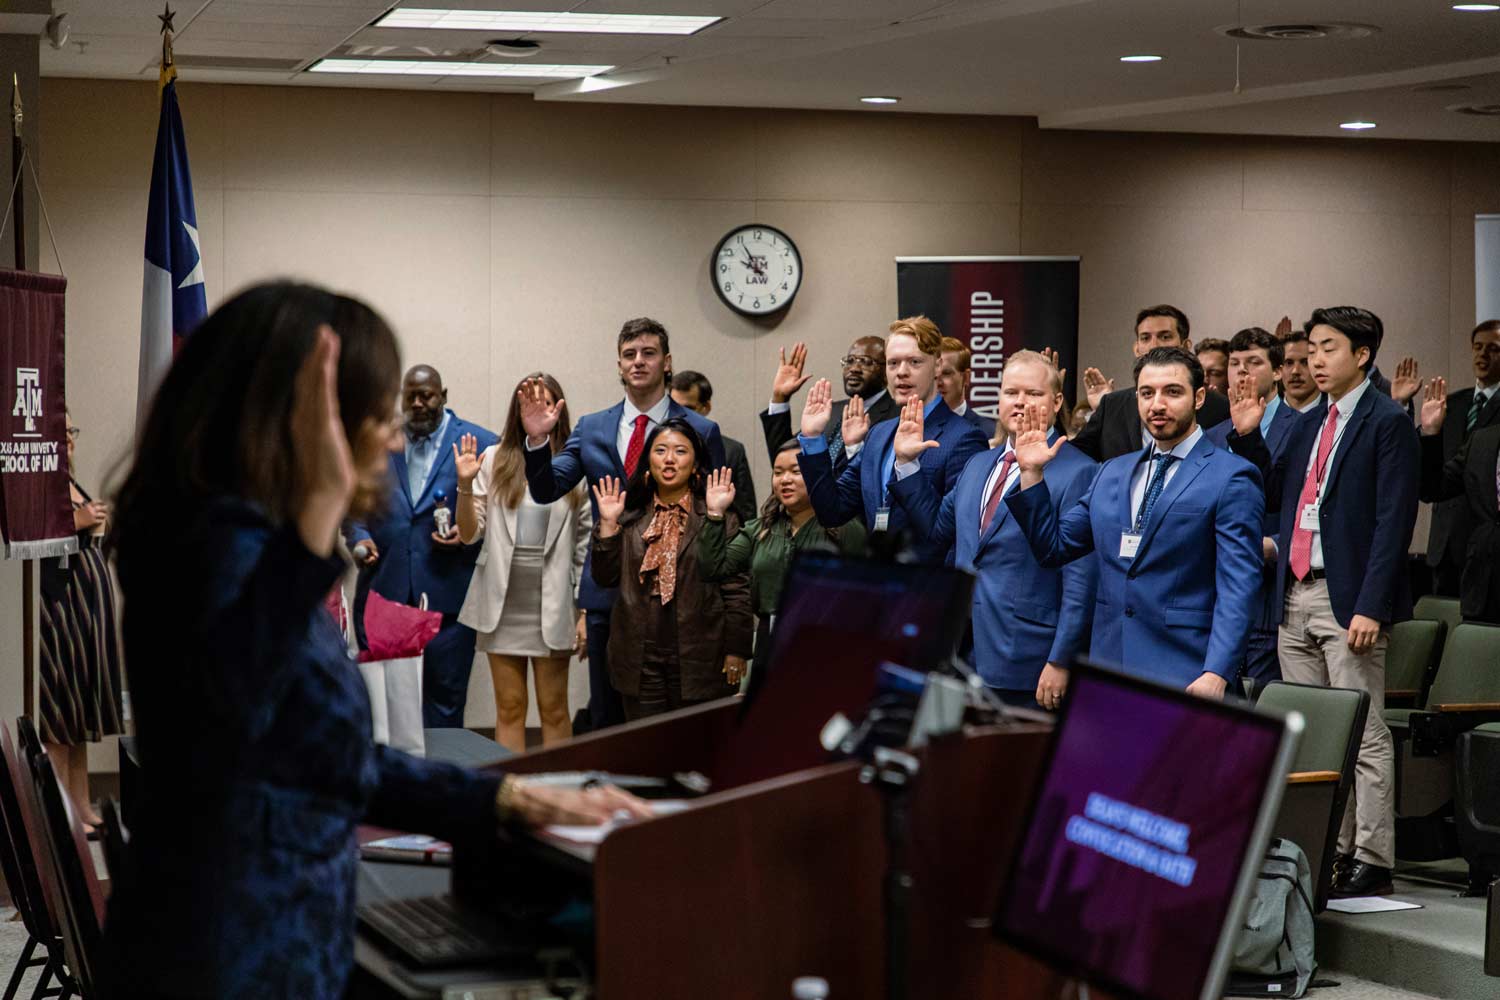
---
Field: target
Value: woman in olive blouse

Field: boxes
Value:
[699,438,866,670]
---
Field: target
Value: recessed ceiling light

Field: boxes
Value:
[1452,4,1500,11]
[1120,54,1164,63]
[860,96,900,104]
[1339,120,1378,130]
[308,58,612,78]
[374,9,721,35]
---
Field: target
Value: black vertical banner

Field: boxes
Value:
[896,256,1080,419]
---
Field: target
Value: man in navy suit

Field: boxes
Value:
[1007,347,1264,697]
[519,318,724,732]
[350,365,498,728]
[1206,327,1309,688]
[798,316,989,563]
[937,336,998,441]
[888,350,1097,709]
[1227,306,1419,899]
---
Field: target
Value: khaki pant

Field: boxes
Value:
[1279,577,1395,869]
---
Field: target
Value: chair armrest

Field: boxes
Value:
[1437,703,1500,712]
[1285,770,1339,785]
[1386,689,1419,703]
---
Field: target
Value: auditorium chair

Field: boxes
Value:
[1413,594,1462,638]
[0,722,66,999]
[1384,619,1444,709]
[1387,623,1500,861]
[1257,681,1369,912]
[1455,723,1500,895]
[18,718,104,999]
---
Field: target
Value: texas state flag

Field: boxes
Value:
[138,68,206,429]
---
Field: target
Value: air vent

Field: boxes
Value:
[1449,103,1500,116]
[1216,22,1379,41]
[164,54,305,71]
[1413,82,1474,93]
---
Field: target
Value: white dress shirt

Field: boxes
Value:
[618,394,672,465]
[1129,426,1202,528]
[1308,374,1373,570]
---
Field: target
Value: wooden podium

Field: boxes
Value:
[465,699,1067,999]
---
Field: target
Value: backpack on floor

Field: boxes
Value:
[1224,837,1317,998]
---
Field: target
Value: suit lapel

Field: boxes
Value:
[413,416,461,510]
[1264,401,1295,459]
[543,499,568,551]
[601,402,627,480]
[974,445,1011,548]
[1476,430,1500,518]
[391,449,414,509]
[864,420,896,514]
[1323,391,1374,500]
[1479,387,1500,431]
[1132,437,1212,563]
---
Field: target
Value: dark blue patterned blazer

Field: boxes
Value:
[104,496,502,998]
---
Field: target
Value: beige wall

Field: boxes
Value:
[33,77,1500,733]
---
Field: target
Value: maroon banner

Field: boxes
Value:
[896,256,1080,420]
[0,269,75,559]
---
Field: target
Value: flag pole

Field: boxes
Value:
[11,73,34,720]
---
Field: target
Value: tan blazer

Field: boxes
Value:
[456,445,591,651]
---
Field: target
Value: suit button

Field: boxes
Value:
[1125,606,1135,617]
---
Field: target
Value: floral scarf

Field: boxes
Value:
[639,493,693,604]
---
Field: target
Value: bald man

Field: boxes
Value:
[348,365,498,728]
[760,335,901,468]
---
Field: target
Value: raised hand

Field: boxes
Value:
[1274,315,1293,341]
[771,342,812,403]
[517,377,565,446]
[1419,376,1448,436]
[800,378,834,438]
[723,655,748,686]
[592,475,626,527]
[1014,401,1064,478]
[1391,356,1422,405]
[1083,367,1114,410]
[291,326,356,556]
[705,467,736,517]
[842,393,871,447]
[1039,347,1068,388]
[892,396,939,464]
[453,432,482,485]
[1228,373,1267,436]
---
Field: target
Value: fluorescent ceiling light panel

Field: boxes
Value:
[860,96,899,104]
[1339,120,1377,130]
[1119,54,1163,63]
[376,9,721,34]
[309,58,612,77]
[1452,4,1500,10]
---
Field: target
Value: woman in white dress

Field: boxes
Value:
[454,373,589,751]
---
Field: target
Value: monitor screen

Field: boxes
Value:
[992,662,1296,1000]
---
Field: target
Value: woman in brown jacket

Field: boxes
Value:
[591,418,753,719]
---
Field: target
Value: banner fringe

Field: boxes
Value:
[6,536,78,560]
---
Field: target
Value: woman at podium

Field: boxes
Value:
[104,281,646,1000]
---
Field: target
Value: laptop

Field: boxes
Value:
[992,661,1302,1000]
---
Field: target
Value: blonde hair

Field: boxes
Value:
[888,316,944,358]
[1006,349,1064,396]
[939,336,971,371]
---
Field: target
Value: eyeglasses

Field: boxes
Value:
[65,426,80,440]
[840,356,882,370]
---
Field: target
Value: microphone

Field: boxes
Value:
[352,542,371,562]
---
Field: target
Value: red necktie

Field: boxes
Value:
[979,452,1016,534]
[1289,402,1339,580]
[623,413,650,478]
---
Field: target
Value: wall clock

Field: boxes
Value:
[711,224,802,317]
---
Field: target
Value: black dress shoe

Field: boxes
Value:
[1330,852,1355,883]
[1330,861,1394,898]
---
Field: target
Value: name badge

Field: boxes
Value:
[874,507,891,532]
[1299,503,1320,532]
[1119,533,1142,559]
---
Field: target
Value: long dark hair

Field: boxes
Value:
[622,417,708,514]
[111,281,402,548]
[493,372,580,509]
[757,438,841,543]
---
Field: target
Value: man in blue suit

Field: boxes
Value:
[519,318,724,732]
[1206,327,1310,688]
[350,365,498,728]
[1226,306,1419,899]
[888,350,1097,709]
[1007,347,1264,697]
[799,316,989,563]
[938,336,999,441]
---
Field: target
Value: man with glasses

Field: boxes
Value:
[759,335,899,470]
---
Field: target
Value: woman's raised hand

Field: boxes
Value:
[592,475,626,526]
[517,377,565,446]
[291,326,355,556]
[705,467,736,517]
[453,433,482,485]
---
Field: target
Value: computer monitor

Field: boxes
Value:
[992,661,1301,1000]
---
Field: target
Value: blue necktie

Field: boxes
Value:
[1133,453,1177,533]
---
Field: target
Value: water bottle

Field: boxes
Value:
[791,977,828,999]
[433,491,454,539]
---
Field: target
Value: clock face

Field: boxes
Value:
[711,224,802,317]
